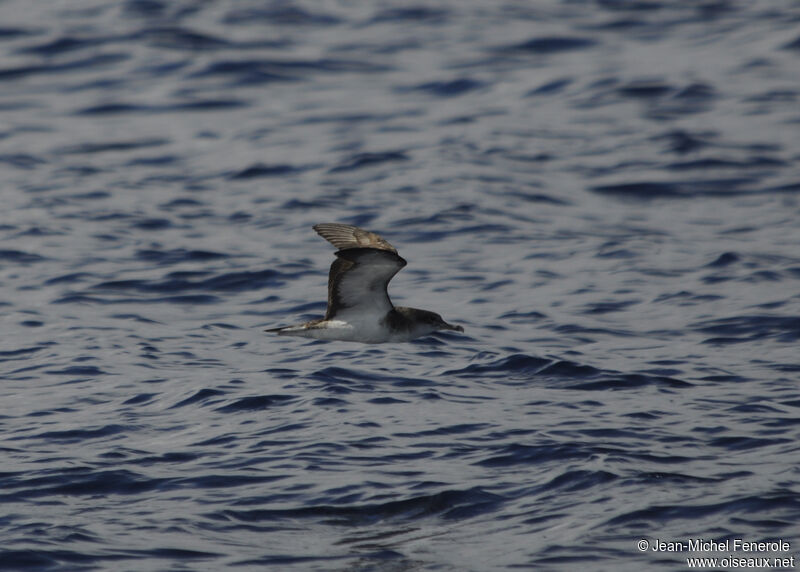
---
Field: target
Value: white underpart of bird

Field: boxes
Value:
[266,223,464,343]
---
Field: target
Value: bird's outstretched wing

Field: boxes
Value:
[313,224,406,320]
[313,223,398,253]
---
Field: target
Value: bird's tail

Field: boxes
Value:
[264,324,313,336]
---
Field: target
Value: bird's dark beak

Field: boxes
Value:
[442,322,464,333]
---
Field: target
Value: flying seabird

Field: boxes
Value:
[266,223,464,343]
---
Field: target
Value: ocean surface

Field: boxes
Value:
[2,1,800,570]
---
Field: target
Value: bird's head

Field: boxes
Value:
[418,310,464,334]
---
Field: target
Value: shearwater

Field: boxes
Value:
[266,223,464,343]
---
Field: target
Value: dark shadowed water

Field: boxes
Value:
[2,1,800,570]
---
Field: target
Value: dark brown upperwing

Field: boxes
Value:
[313,223,398,253]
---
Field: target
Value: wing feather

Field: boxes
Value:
[313,224,406,320]
[313,223,398,253]
[325,249,406,320]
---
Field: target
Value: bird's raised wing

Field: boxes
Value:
[313,223,398,253]
[313,224,406,320]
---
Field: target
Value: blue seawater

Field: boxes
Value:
[1,1,800,570]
